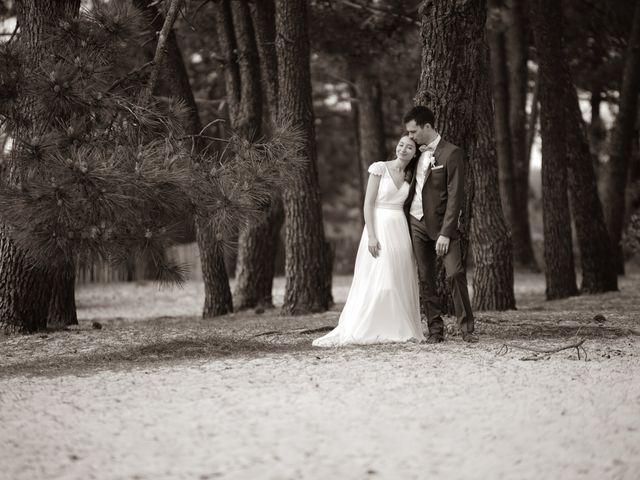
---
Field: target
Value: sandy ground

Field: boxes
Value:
[1,274,640,480]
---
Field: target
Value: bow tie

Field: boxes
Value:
[419,144,435,153]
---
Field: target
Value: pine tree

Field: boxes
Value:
[529,0,579,299]
[0,2,303,331]
[276,0,333,314]
[0,0,82,333]
[415,0,515,310]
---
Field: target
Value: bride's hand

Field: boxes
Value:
[368,237,381,258]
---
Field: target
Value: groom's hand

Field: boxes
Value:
[368,237,381,258]
[436,235,450,256]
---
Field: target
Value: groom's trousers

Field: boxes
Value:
[409,215,474,336]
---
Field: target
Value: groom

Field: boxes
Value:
[403,106,477,343]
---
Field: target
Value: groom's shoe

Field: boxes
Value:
[425,334,444,344]
[461,332,479,343]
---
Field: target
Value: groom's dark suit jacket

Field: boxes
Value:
[403,139,465,241]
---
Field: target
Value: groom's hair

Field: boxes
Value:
[403,106,435,127]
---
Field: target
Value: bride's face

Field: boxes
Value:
[396,136,416,162]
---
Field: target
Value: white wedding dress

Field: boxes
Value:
[313,161,425,347]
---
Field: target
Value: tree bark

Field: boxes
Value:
[234,198,284,309]
[626,132,640,220]
[42,0,81,328]
[232,0,283,310]
[349,83,365,214]
[249,0,278,130]
[416,0,515,311]
[47,263,78,328]
[276,0,332,314]
[588,23,606,172]
[229,0,262,134]
[529,0,578,300]
[351,63,387,205]
[0,227,52,332]
[561,37,618,293]
[214,0,241,124]
[602,1,640,275]
[0,0,81,333]
[505,0,538,271]
[197,225,233,316]
[487,1,516,252]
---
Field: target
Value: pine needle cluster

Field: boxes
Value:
[0,2,304,284]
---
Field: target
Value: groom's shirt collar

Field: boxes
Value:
[425,134,441,152]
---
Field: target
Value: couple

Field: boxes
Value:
[313,106,476,347]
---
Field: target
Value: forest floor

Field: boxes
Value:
[1,272,639,480]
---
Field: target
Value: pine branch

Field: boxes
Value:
[497,338,588,360]
[335,0,420,27]
[140,0,184,104]
[253,325,335,337]
[1,0,305,279]
[192,0,212,20]
[108,60,154,92]
[178,2,197,32]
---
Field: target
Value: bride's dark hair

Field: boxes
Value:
[402,134,420,183]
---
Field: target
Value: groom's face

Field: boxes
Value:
[405,120,431,145]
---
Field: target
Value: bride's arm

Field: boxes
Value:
[363,173,382,257]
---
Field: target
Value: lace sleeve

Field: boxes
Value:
[367,161,385,176]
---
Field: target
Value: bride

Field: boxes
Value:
[313,135,425,347]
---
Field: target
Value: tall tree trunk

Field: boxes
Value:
[350,84,365,214]
[233,0,284,310]
[229,0,262,134]
[505,0,538,271]
[249,0,278,130]
[276,0,332,314]
[351,63,387,203]
[196,1,233,317]
[530,0,578,299]
[191,0,245,317]
[197,227,233,316]
[44,0,81,328]
[214,0,241,125]
[487,0,516,252]
[47,263,78,328]
[561,45,618,292]
[416,0,515,311]
[0,227,52,332]
[626,132,640,221]
[602,1,640,275]
[234,198,284,309]
[588,22,606,172]
[0,0,81,333]
[136,0,233,317]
